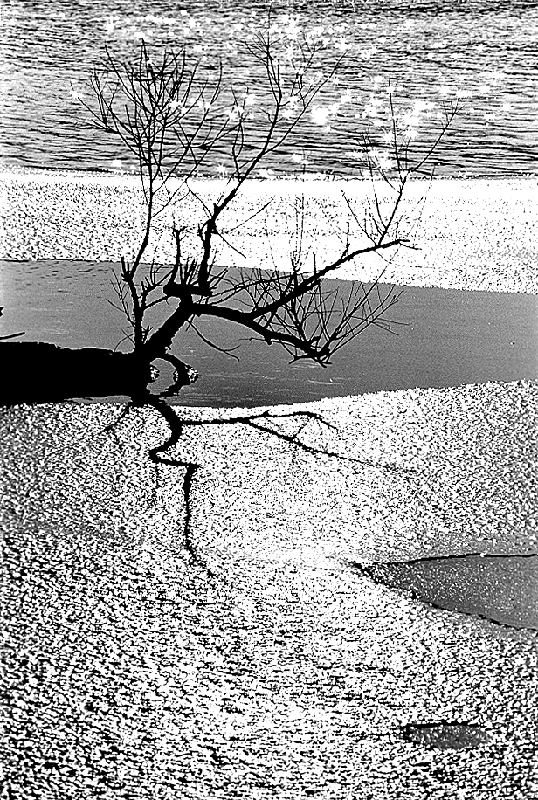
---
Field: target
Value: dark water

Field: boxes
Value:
[1,1,538,178]
[1,260,536,407]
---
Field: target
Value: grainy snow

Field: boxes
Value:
[3,381,537,798]
[2,169,537,797]
[2,171,538,294]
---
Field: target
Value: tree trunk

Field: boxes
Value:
[1,342,153,404]
[140,299,194,364]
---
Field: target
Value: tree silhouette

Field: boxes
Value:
[82,22,455,395]
[82,20,455,569]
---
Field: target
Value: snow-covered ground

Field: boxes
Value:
[2,170,537,797]
[2,170,538,294]
[3,381,537,798]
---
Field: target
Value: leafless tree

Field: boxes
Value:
[81,20,458,573]
[82,20,455,397]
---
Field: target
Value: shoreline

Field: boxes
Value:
[3,165,538,190]
[2,169,538,294]
[3,163,538,183]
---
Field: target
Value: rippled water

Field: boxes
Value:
[1,0,537,177]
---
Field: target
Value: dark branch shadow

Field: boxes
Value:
[104,390,212,575]
[101,382,420,581]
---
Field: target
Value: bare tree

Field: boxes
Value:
[81,20,457,570]
[82,19,455,396]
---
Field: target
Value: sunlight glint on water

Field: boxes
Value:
[1,0,537,177]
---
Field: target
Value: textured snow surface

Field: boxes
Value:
[2,172,538,294]
[3,380,537,799]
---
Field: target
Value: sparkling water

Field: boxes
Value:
[1,0,536,177]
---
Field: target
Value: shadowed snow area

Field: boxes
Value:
[352,554,538,631]
[1,261,537,407]
[401,721,490,750]
[3,380,537,797]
